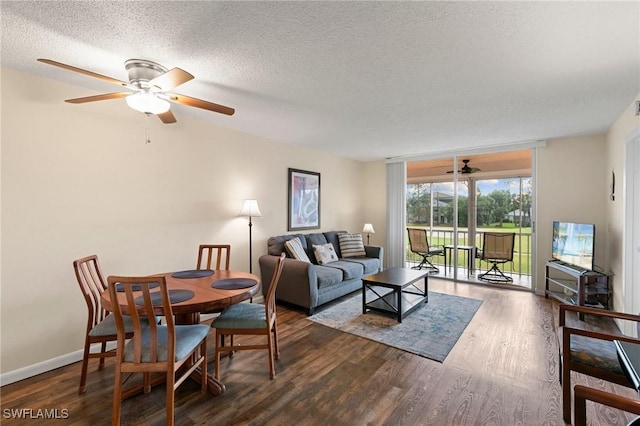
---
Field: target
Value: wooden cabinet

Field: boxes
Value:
[545,260,610,320]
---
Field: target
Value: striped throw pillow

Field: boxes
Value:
[338,233,366,258]
[284,237,311,263]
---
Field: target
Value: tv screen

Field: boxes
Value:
[552,221,596,271]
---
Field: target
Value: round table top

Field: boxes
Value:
[101,269,260,316]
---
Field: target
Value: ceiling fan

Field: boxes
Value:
[447,159,481,174]
[37,58,235,124]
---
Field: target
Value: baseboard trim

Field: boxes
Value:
[0,297,267,386]
[0,342,117,387]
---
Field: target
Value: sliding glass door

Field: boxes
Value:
[406,150,533,289]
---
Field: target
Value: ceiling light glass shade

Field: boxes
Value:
[238,199,262,218]
[362,223,375,234]
[125,92,170,114]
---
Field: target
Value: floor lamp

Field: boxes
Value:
[238,199,262,274]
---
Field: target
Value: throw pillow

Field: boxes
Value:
[313,243,339,265]
[338,233,366,258]
[284,237,311,263]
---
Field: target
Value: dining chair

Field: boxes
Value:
[477,232,515,282]
[197,244,234,315]
[107,275,209,426]
[407,228,444,272]
[197,244,231,271]
[559,303,640,424]
[574,385,640,426]
[74,254,150,395]
[211,253,286,380]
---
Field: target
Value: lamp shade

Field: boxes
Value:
[362,223,375,234]
[238,199,262,217]
[125,92,171,114]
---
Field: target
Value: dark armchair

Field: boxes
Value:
[559,304,640,424]
[574,385,640,426]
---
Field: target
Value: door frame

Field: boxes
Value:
[624,127,640,334]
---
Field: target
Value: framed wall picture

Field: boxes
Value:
[288,168,321,231]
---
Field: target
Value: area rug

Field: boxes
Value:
[308,291,482,362]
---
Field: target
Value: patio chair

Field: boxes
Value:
[477,232,515,282]
[407,228,444,272]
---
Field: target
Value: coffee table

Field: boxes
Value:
[362,267,429,323]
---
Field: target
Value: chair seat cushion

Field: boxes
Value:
[123,324,209,362]
[569,334,625,375]
[89,313,153,337]
[212,303,267,329]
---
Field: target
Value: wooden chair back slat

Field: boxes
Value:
[197,244,231,270]
[108,275,173,365]
[73,254,109,329]
[265,253,286,322]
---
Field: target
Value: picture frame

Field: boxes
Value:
[288,168,321,231]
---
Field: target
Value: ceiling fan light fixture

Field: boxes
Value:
[125,91,170,114]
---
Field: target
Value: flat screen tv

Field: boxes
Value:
[552,221,596,271]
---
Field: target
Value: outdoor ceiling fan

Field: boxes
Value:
[37,58,235,124]
[447,159,481,174]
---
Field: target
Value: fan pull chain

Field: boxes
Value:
[145,113,151,144]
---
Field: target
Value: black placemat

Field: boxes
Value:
[211,278,258,290]
[171,269,215,279]
[115,282,160,292]
[135,289,194,306]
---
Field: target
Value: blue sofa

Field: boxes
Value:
[259,230,383,315]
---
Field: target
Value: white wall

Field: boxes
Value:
[535,94,640,300]
[361,160,387,263]
[0,68,373,376]
[535,135,608,293]
[606,95,640,311]
[2,64,635,381]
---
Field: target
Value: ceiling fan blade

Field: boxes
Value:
[65,92,131,104]
[166,93,235,116]
[149,68,194,91]
[157,110,177,124]
[38,58,133,88]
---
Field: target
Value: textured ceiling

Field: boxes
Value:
[1,1,638,162]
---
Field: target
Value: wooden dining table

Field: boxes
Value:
[100,269,260,396]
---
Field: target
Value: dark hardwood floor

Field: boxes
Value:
[1,279,637,425]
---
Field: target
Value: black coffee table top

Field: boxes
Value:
[363,267,428,287]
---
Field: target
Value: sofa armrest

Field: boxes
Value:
[365,245,384,270]
[259,255,319,309]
